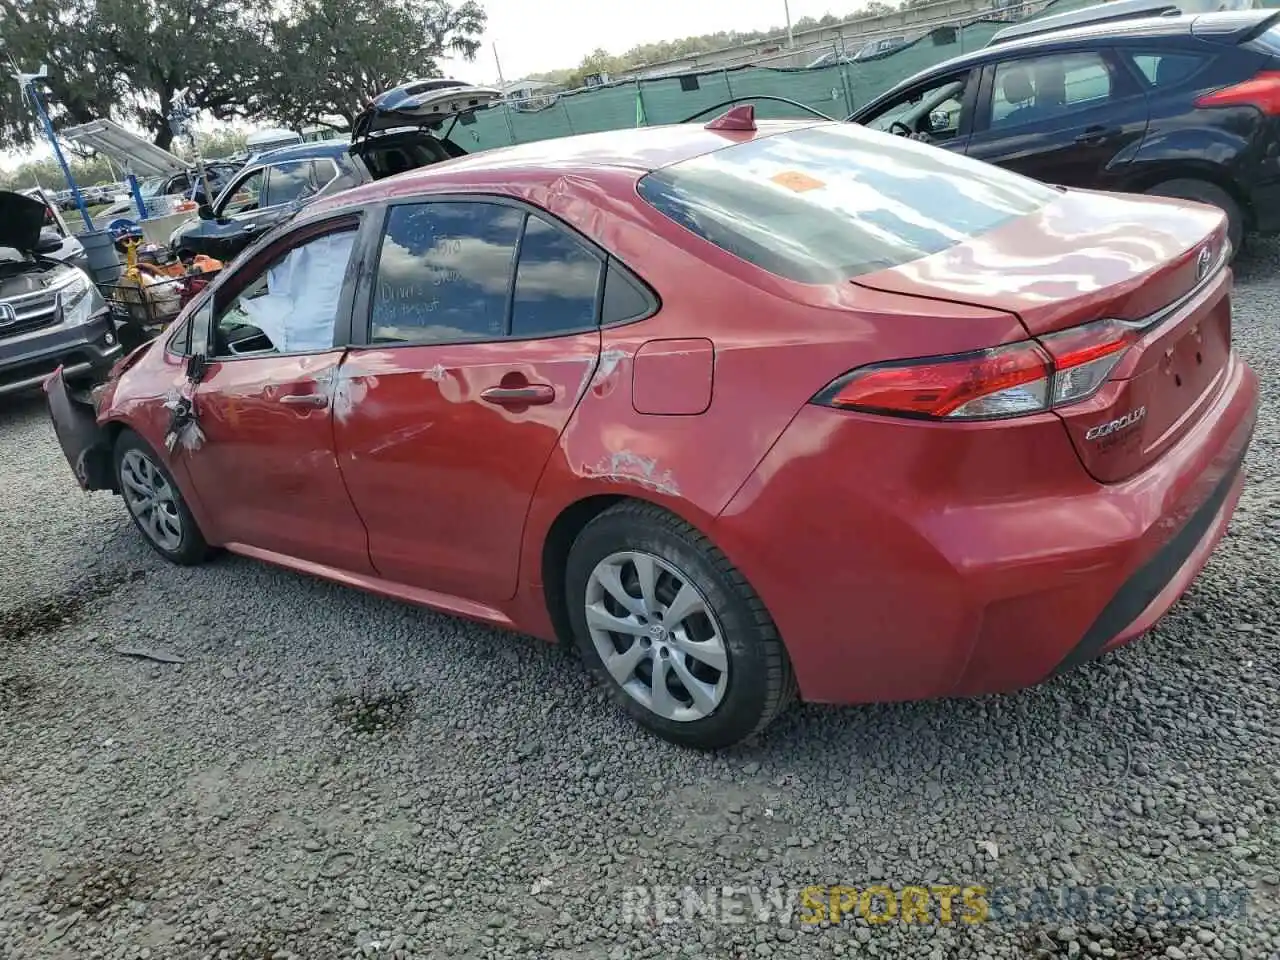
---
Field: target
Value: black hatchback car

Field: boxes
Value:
[849,9,1280,253]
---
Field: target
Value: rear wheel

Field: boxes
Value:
[113,430,210,565]
[1143,178,1244,259]
[565,501,794,750]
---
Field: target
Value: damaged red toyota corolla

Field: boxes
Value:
[45,107,1257,750]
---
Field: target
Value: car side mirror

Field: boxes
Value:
[185,351,207,383]
[197,202,215,221]
[35,228,64,253]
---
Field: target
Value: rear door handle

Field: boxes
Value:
[1074,126,1122,144]
[480,384,555,406]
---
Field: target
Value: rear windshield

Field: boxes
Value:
[636,124,1059,284]
[1247,24,1280,57]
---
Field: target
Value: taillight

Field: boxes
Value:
[813,319,1134,421]
[1195,70,1280,115]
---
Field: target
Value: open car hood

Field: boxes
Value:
[0,190,49,252]
[351,79,501,139]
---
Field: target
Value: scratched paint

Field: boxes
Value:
[586,449,680,497]
[333,375,375,424]
[422,364,448,382]
[591,349,628,397]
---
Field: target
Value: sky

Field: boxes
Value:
[3,0,857,172]
[439,0,855,84]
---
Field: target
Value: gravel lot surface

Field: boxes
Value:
[1,248,1279,960]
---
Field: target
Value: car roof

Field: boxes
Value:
[306,119,824,216]
[872,9,1278,97]
[250,139,351,165]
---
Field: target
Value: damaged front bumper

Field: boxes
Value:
[44,366,117,492]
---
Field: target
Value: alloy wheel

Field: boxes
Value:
[583,550,729,722]
[119,449,184,553]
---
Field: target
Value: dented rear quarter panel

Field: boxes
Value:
[515,171,1033,593]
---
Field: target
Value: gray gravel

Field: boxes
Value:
[2,246,1280,960]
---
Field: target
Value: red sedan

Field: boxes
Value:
[46,108,1257,749]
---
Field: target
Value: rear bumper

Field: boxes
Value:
[0,310,121,396]
[712,351,1258,706]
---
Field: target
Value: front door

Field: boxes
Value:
[334,198,605,603]
[965,50,1149,189]
[185,216,375,573]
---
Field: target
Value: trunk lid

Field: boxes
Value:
[351,79,501,140]
[854,187,1232,483]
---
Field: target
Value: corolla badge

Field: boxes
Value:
[1086,406,1146,442]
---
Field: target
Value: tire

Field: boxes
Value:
[565,501,794,750]
[113,429,210,565]
[1143,178,1245,259]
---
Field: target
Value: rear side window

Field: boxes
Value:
[1128,51,1209,88]
[636,123,1058,285]
[265,159,336,207]
[510,215,602,337]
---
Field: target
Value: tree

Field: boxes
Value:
[254,0,487,131]
[0,0,272,150]
[95,0,273,149]
[0,0,120,147]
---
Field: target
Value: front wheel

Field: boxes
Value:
[565,501,794,750]
[114,430,210,565]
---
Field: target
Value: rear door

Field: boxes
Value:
[966,48,1150,189]
[333,197,604,603]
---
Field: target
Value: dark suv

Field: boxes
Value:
[849,9,1280,253]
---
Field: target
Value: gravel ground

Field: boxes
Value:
[1,248,1279,960]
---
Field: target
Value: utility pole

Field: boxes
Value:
[492,43,518,146]
[784,0,795,47]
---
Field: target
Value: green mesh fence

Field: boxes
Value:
[450,19,1010,153]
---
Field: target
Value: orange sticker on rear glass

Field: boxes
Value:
[771,170,825,192]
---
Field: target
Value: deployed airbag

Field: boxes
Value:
[240,231,355,352]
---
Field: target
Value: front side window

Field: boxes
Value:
[212,226,357,357]
[991,52,1115,128]
[865,73,970,141]
[371,201,523,344]
[221,170,266,217]
[637,123,1058,285]
[265,159,336,208]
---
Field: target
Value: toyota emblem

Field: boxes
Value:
[1196,245,1212,281]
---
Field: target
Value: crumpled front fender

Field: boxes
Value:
[44,366,116,492]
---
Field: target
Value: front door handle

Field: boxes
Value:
[1074,126,1121,144]
[480,384,555,406]
[279,393,329,408]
